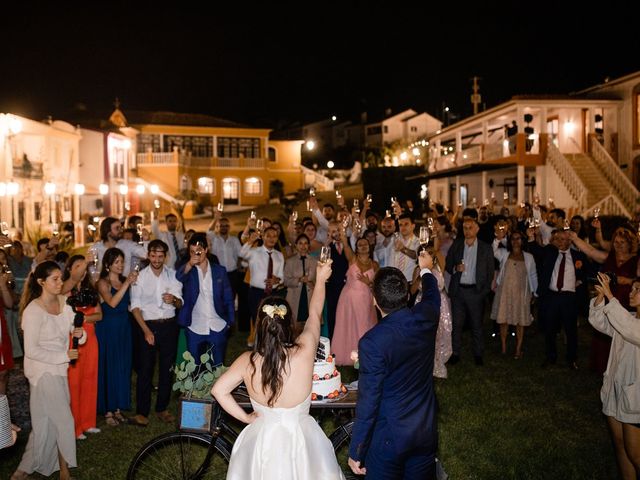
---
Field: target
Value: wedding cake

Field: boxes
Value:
[312,337,347,401]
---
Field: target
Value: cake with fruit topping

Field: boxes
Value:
[311,337,347,401]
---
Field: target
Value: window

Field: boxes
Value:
[197,177,215,194]
[383,125,389,134]
[633,84,640,147]
[137,134,161,153]
[34,202,41,221]
[222,178,240,203]
[163,135,213,157]
[547,117,559,147]
[410,126,417,132]
[268,146,277,162]
[244,177,262,195]
[217,137,261,158]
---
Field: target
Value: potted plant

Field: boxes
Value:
[172,350,227,432]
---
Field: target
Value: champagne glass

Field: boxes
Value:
[534,218,541,228]
[136,223,144,245]
[335,190,341,199]
[307,200,312,212]
[366,193,372,202]
[353,199,360,213]
[483,198,489,206]
[427,217,434,230]
[563,219,571,230]
[154,199,160,209]
[527,217,535,228]
[342,214,351,230]
[255,219,264,235]
[52,223,59,237]
[419,226,430,245]
[0,222,10,248]
[503,192,509,201]
[385,209,391,218]
[217,202,224,212]
[390,196,397,206]
[491,191,495,200]
[309,187,316,197]
[319,245,331,264]
[593,207,600,218]
[250,210,257,221]
[291,211,298,222]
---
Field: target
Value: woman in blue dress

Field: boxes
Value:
[95,248,138,426]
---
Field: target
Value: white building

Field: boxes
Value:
[426,71,640,218]
[365,109,441,147]
[0,114,82,236]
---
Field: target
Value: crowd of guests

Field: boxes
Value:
[0,191,639,478]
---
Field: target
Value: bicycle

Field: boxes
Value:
[127,387,359,479]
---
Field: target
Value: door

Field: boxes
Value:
[222,178,240,204]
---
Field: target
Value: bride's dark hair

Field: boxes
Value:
[250,296,299,407]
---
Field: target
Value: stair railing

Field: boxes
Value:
[589,137,639,213]
[580,194,631,219]
[546,140,588,211]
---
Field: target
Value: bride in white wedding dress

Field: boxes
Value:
[212,260,345,480]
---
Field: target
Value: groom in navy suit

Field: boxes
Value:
[348,250,441,479]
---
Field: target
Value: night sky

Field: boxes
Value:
[1,2,638,129]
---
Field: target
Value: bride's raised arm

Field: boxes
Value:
[299,260,333,348]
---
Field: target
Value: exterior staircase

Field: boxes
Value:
[562,138,639,218]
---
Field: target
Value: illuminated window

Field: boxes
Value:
[197,177,215,194]
[244,177,262,195]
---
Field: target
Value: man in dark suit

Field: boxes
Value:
[528,228,588,369]
[348,251,440,479]
[176,233,235,366]
[445,218,495,365]
[325,221,349,340]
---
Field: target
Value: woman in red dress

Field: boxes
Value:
[570,224,639,374]
[0,265,15,395]
[62,255,102,439]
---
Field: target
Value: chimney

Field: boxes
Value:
[385,108,392,117]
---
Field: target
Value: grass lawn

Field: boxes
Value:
[0,316,619,479]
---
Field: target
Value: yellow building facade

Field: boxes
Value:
[131,113,303,216]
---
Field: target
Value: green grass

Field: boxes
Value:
[0,317,618,479]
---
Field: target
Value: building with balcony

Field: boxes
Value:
[127,110,303,214]
[0,113,82,234]
[425,70,640,218]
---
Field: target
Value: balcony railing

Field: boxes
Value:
[136,152,265,169]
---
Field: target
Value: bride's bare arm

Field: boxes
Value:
[212,352,257,424]
[299,260,333,348]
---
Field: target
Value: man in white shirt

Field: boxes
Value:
[176,233,235,366]
[129,240,183,427]
[151,213,185,268]
[239,227,285,346]
[374,216,397,267]
[206,212,242,315]
[92,217,148,276]
[309,196,336,244]
[391,214,420,281]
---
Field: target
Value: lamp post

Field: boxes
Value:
[44,182,56,224]
[7,181,18,228]
[119,184,128,219]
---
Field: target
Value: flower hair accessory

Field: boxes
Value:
[262,304,287,318]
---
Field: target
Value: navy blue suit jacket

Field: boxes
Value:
[528,242,589,298]
[175,260,235,330]
[349,271,441,463]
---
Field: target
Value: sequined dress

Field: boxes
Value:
[416,269,452,378]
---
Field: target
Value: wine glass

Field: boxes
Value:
[419,226,430,245]
[319,245,331,264]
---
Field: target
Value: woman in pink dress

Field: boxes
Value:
[332,232,378,366]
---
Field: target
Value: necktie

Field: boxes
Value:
[171,232,180,256]
[265,251,274,294]
[335,242,343,255]
[300,255,306,276]
[556,252,566,291]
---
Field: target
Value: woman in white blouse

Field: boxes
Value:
[11,261,86,480]
[590,273,640,480]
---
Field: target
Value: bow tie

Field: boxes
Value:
[497,243,507,249]
[300,256,306,260]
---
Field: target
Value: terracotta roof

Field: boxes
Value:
[125,110,250,128]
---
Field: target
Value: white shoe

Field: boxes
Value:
[77,434,87,440]
[85,427,101,434]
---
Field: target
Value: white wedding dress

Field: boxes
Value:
[226,394,346,480]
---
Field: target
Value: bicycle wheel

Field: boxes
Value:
[127,431,233,480]
[329,421,360,480]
